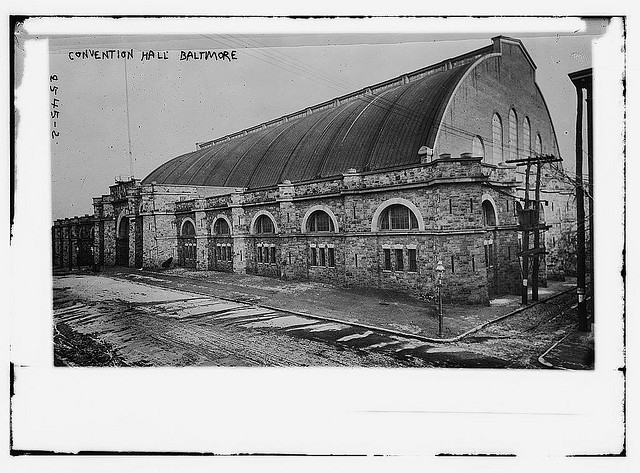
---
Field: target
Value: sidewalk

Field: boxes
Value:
[538,329,595,370]
[100,266,576,339]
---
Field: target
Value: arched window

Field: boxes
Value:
[181,220,195,237]
[472,136,485,159]
[535,134,542,156]
[508,109,518,160]
[379,204,419,231]
[255,214,275,234]
[482,201,497,227]
[307,210,335,232]
[213,218,230,235]
[523,117,532,157]
[492,113,503,164]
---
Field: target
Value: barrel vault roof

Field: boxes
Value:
[142,49,486,189]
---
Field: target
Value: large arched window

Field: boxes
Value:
[535,133,543,157]
[255,214,275,234]
[472,136,485,159]
[379,204,419,231]
[181,219,196,237]
[508,109,518,160]
[492,113,503,164]
[307,210,335,232]
[213,218,230,235]
[482,200,497,227]
[523,117,532,157]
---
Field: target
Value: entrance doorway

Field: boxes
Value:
[116,217,130,267]
[179,220,197,268]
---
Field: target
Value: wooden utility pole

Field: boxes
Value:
[532,159,542,301]
[507,154,561,305]
[573,81,588,331]
[521,162,531,304]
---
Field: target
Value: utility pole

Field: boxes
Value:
[532,158,542,301]
[507,154,561,305]
[521,161,531,304]
[570,76,588,332]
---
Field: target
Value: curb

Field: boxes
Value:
[537,332,572,370]
[103,269,577,345]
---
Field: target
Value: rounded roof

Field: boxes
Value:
[142,62,473,189]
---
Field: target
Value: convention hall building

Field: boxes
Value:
[53,36,576,304]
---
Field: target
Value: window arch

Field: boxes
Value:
[481,194,499,227]
[181,219,196,237]
[371,199,425,232]
[523,117,532,157]
[379,204,418,231]
[472,136,485,158]
[213,217,231,235]
[535,133,542,156]
[307,210,335,232]
[482,201,497,227]
[508,109,518,160]
[492,113,503,164]
[253,214,276,234]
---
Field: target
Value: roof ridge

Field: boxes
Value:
[196,42,493,150]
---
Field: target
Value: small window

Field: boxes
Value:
[383,249,391,270]
[319,247,326,266]
[263,247,269,264]
[482,201,497,227]
[328,248,335,267]
[257,246,263,263]
[408,249,417,272]
[484,243,494,268]
[311,247,317,266]
[270,247,276,264]
[380,204,419,231]
[307,210,335,232]
[214,218,230,235]
[395,249,404,271]
[255,214,275,234]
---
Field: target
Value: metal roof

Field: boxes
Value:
[142,61,475,189]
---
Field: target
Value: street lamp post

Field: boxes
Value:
[435,260,445,337]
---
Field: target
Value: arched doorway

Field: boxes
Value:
[179,219,197,268]
[116,217,130,267]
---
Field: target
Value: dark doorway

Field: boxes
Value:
[179,220,197,268]
[116,217,130,267]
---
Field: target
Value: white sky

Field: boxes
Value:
[36,19,603,220]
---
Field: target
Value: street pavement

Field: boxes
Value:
[53,273,515,368]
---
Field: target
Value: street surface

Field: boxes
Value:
[53,272,583,368]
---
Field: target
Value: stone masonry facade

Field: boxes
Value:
[52,36,576,305]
